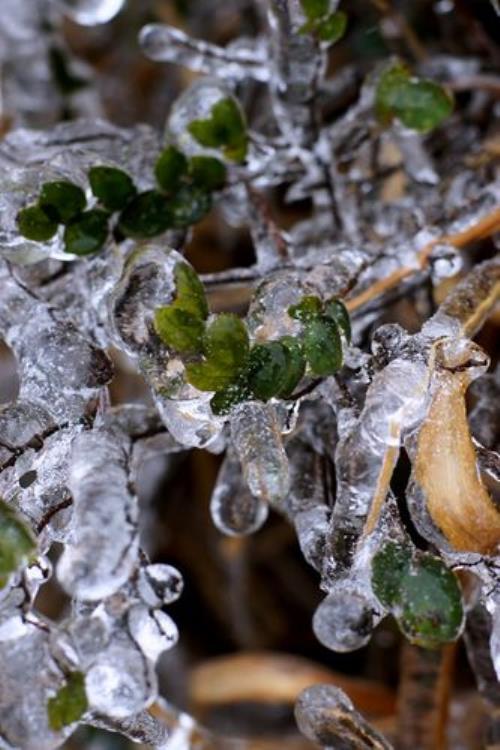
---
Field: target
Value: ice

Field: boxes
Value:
[140,24,270,82]
[57,429,139,600]
[109,244,224,449]
[137,564,184,607]
[295,684,393,749]
[230,401,290,503]
[84,639,155,718]
[52,0,126,25]
[128,604,178,662]
[210,449,269,536]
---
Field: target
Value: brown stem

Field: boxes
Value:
[346,205,500,313]
[395,642,456,750]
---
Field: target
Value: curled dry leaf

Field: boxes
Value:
[415,340,500,554]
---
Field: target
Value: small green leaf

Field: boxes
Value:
[300,0,329,21]
[39,181,86,224]
[317,11,347,43]
[288,295,323,322]
[118,190,171,238]
[398,554,464,648]
[203,314,250,375]
[277,336,306,397]
[371,541,411,609]
[189,156,227,191]
[63,209,109,256]
[154,146,188,193]
[154,305,205,354]
[247,342,289,401]
[375,63,454,133]
[324,298,351,342]
[47,672,88,730]
[167,185,212,228]
[187,97,248,163]
[303,316,342,376]
[210,375,251,416]
[0,499,36,588]
[17,205,58,242]
[173,262,208,320]
[88,166,137,211]
[185,360,236,391]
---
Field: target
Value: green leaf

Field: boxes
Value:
[303,316,342,376]
[153,305,205,354]
[324,298,351,342]
[375,63,454,133]
[317,11,347,43]
[63,209,109,256]
[0,499,36,588]
[277,336,306,397]
[288,295,323,322]
[185,360,237,391]
[247,342,289,401]
[300,0,329,21]
[397,554,464,648]
[88,166,137,211]
[187,97,248,163]
[371,541,411,608]
[118,190,171,238]
[39,181,86,224]
[154,146,188,193]
[47,672,88,730]
[210,375,251,416]
[189,156,227,191]
[17,205,58,242]
[203,313,250,375]
[166,185,212,228]
[173,262,208,320]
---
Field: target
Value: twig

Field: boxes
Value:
[346,205,500,312]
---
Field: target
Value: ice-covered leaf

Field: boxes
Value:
[153,306,205,354]
[0,499,36,588]
[187,97,248,163]
[17,205,58,242]
[39,181,86,224]
[63,209,109,256]
[154,146,188,194]
[303,316,342,375]
[47,672,88,731]
[89,166,137,211]
[118,190,171,238]
[375,62,453,133]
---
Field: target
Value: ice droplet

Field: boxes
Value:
[137,564,184,607]
[210,449,269,536]
[52,0,125,25]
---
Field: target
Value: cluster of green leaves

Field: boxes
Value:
[0,499,36,589]
[17,150,227,254]
[187,97,248,163]
[154,266,350,416]
[47,672,88,731]
[299,0,347,43]
[375,61,454,133]
[371,541,464,649]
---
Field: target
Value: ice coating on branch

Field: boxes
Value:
[140,24,270,82]
[57,429,138,600]
[0,264,113,422]
[230,401,290,504]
